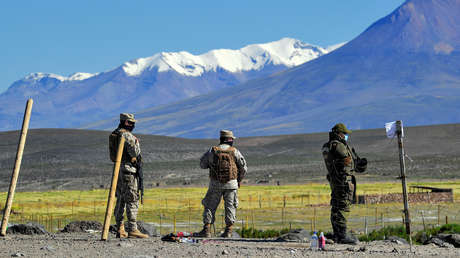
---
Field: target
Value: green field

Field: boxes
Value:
[2,181,460,235]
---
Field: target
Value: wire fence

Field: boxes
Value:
[3,191,460,236]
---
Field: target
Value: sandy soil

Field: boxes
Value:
[1,232,460,257]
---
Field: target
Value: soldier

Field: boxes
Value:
[322,123,367,245]
[195,130,247,238]
[109,113,148,239]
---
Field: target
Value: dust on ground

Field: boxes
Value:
[1,232,460,257]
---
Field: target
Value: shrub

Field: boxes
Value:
[236,227,290,238]
[414,223,460,244]
[359,225,409,242]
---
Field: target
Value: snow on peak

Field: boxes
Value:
[68,72,98,81]
[24,72,96,82]
[25,72,67,81]
[122,38,341,77]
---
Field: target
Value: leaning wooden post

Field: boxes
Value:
[396,120,411,236]
[101,137,125,241]
[1,99,33,236]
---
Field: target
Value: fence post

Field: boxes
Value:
[421,211,426,231]
[0,99,33,236]
[159,214,162,235]
[437,205,440,226]
[173,214,176,234]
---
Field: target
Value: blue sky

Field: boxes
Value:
[0,0,404,92]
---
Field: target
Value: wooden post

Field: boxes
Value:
[421,210,426,231]
[173,214,176,234]
[101,137,125,241]
[364,216,368,235]
[396,120,411,235]
[313,207,317,231]
[437,205,440,226]
[1,99,33,236]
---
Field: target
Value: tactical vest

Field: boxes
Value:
[109,128,130,162]
[322,140,355,179]
[210,146,238,183]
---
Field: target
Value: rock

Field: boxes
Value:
[359,246,366,252]
[7,222,48,235]
[40,245,55,252]
[11,252,25,257]
[346,247,355,251]
[230,231,241,238]
[419,232,429,244]
[326,238,335,245]
[222,249,229,255]
[450,234,460,248]
[386,236,409,245]
[425,237,453,248]
[275,229,310,242]
[61,221,102,233]
[109,224,117,234]
[136,221,158,237]
[435,233,460,248]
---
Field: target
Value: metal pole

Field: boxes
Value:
[396,120,411,235]
[101,137,125,241]
[1,99,33,236]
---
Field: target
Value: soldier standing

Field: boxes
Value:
[322,123,367,245]
[109,113,148,238]
[196,130,247,238]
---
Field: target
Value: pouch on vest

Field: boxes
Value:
[109,129,123,162]
[211,147,238,184]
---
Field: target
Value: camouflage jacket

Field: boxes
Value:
[324,132,356,182]
[200,144,247,189]
[115,128,141,173]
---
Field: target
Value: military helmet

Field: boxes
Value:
[332,123,351,134]
[120,113,136,123]
[220,130,236,139]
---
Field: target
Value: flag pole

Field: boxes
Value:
[396,120,412,248]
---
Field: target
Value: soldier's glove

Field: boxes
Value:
[131,157,137,164]
[355,158,368,173]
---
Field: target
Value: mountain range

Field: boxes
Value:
[83,0,460,138]
[0,38,340,131]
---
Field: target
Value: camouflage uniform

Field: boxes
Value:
[112,117,141,233]
[200,143,247,226]
[323,123,358,241]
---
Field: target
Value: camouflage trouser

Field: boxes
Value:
[202,188,238,225]
[114,172,139,232]
[329,176,355,237]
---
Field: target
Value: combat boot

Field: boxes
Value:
[220,224,233,238]
[116,223,128,238]
[336,232,359,245]
[194,223,211,238]
[128,229,149,239]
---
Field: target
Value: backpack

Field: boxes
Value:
[211,146,238,183]
[322,141,338,181]
[109,128,126,162]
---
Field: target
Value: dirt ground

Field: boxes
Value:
[1,232,459,258]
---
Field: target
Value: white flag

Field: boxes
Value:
[385,121,403,138]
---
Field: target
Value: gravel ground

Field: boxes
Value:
[1,232,460,257]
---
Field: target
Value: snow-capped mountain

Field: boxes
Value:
[0,38,340,131]
[84,0,460,138]
[122,38,329,76]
